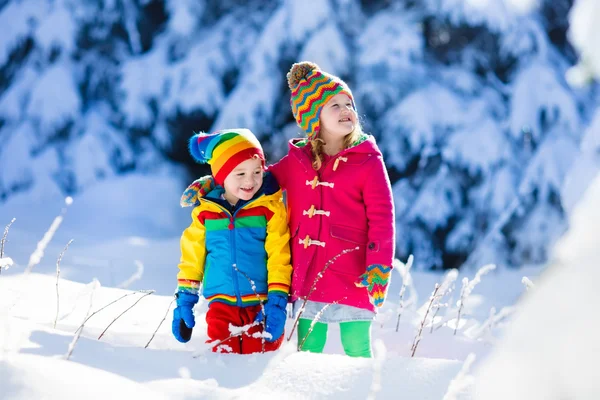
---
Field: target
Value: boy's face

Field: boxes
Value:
[223,157,264,204]
[319,93,356,141]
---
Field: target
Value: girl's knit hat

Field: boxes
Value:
[287,61,356,140]
[189,129,265,184]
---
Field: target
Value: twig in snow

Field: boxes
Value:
[232,263,266,353]
[118,260,144,289]
[454,264,496,335]
[74,290,144,334]
[54,239,74,329]
[442,353,476,400]
[97,290,155,340]
[429,269,458,333]
[411,284,440,357]
[65,279,99,360]
[298,297,346,351]
[1,218,16,275]
[25,197,73,274]
[145,297,175,348]
[288,246,359,341]
[467,306,515,343]
[395,255,414,332]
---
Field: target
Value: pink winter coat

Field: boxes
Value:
[269,134,395,312]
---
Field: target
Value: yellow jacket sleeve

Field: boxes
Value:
[176,206,206,294]
[265,196,292,296]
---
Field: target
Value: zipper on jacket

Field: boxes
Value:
[230,196,264,307]
[200,199,242,306]
[205,195,266,307]
[230,221,241,307]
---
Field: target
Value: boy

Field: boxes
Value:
[172,129,292,354]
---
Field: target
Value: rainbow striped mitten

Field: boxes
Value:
[180,175,215,207]
[355,264,392,308]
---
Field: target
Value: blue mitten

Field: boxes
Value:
[255,293,288,342]
[172,292,199,343]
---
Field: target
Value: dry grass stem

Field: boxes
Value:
[1,218,16,275]
[144,297,175,349]
[65,279,98,360]
[73,291,146,334]
[54,239,74,329]
[395,255,414,332]
[298,297,346,351]
[288,246,359,341]
[98,290,155,340]
[411,284,440,357]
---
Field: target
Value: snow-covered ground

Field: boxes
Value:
[0,171,548,399]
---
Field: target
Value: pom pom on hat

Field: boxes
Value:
[189,129,264,185]
[287,61,319,90]
[287,61,356,140]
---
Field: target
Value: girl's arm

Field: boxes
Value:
[264,194,293,297]
[362,155,396,267]
[266,156,289,190]
[176,206,207,294]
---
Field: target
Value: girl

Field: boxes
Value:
[268,61,395,357]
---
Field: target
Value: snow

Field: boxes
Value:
[165,1,201,36]
[26,62,81,138]
[424,0,528,33]
[0,167,555,399]
[0,0,41,66]
[443,117,509,175]
[0,257,13,270]
[510,62,580,143]
[357,11,423,71]
[562,108,600,214]
[0,66,39,121]
[34,5,76,54]
[475,173,600,399]
[0,269,480,399]
[298,23,350,77]
[567,0,600,83]
[285,0,331,42]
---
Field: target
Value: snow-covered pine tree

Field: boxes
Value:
[0,0,597,271]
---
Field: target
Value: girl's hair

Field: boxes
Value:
[310,124,363,170]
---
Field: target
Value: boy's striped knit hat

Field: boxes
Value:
[287,61,356,140]
[189,129,264,185]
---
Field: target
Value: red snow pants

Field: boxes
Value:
[206,302,284,354]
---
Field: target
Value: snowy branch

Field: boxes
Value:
[1,218,16,274]
[395,255,414,332]
[455,264,496,335]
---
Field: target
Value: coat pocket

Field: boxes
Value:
[330,224,368,245]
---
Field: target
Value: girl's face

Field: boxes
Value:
[319,93,356,142]
[223,157,263,205]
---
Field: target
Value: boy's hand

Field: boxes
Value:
[255,293,288,342]
[355,264,392,308]
[172,292,199,343]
